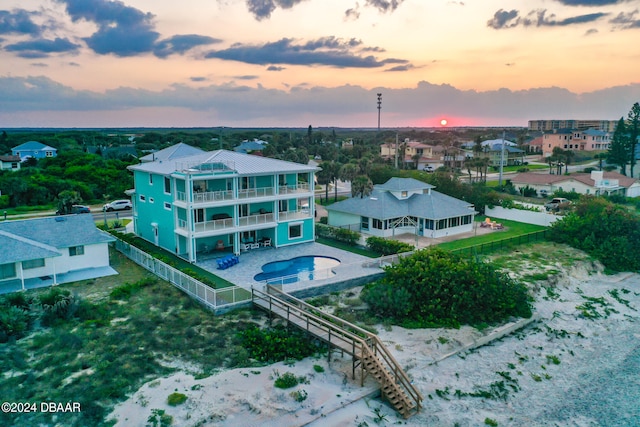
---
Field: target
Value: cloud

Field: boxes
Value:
[205,36,408,68]
[0,9,42,36]
[385,64,414,72]
[234,75,259,80]
[5,37,79,58]
[487,9,520,29]
[344,6,360,21]
[245,0,308,20]
[267,65,285,71]
[3,75,639,128]
[190,76,208,82]
[610,10,640,28]
[51,0,215,58]
[555,0,630,5]
[364,0,406,13]
[154,34,221,58]
[488,8,607,29]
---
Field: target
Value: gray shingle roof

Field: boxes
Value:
[0,215,115,264]
[0,232,60,264]
[376,177,434,192]
[327,187,474,220]
[130,146,318,176]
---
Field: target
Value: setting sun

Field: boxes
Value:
[440,119,448,126]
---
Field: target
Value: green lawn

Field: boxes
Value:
[316,237,379,258]
[437,217,547,252]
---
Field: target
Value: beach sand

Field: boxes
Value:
[109,264,640,427]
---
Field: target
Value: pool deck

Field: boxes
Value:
[197,242,383,293]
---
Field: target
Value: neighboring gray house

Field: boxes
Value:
[510,170,640,198]
[326,177,476,239]
[0,215,116,293]
[11,141,57,161]
[0,155,21,171]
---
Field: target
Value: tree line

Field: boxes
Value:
[607,102,640,176]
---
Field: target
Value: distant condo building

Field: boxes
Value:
[528,119,617,132]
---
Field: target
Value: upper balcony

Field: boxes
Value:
[278,182,311,195]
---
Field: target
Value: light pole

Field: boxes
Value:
[498,129,506,187]
[377,93,382,132]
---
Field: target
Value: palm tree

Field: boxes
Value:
[351,175,374,198]
[339,163,358,185]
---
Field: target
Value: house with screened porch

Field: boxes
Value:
[128,144,318,263]
[326,178,476,239]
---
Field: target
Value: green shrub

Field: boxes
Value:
[313,364,325,373]
[362,247,532,328]
[365,236,414,255]
[39,288,78,326]
[239,324,319,363]
[0,305,31,342]
[167,392,187,406]
[315,223,360,246]
[147,408,173,427]
[274,372,306,389]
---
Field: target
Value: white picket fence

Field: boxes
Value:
[114,239,251,310]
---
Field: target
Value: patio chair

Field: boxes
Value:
[250,242,260,250]
[262,238,271,247]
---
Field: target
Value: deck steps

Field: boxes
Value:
[252,285,423,418]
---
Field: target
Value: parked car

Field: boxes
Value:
[103,199,132,212]
[544,197,571,212]
[423,165,435,173]
[56,205,91,215]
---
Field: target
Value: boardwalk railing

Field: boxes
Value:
[252,285,423,418]
[114,239,251,310]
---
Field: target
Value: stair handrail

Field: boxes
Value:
[264,285,423,411]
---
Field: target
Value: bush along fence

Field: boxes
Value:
[449,230,549,258]
[113,238,251,312]
[315,223,361,246]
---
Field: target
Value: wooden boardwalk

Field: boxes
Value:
[252,285,423,418]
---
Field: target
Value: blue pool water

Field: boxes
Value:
[254,256,341,284]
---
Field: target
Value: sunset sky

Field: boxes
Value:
[1,0,639,128]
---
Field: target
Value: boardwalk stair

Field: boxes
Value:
[252,285,423,418]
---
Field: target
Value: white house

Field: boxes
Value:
[0,215,116,293]
[326,178,476,239]
[510,170,640,198]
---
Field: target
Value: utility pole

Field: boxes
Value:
[498,129,506,187]
[395,133,399,169]
[377,93,382,132]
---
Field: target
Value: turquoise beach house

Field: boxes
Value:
[128,144,318,262]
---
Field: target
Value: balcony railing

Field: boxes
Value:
[238,212,275,227]
[278,183,310,194]
[278,209,311,221]
[238,187,275,199]
[177,217,235,233]
[193,190,234,203]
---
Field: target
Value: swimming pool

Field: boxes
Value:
[254,255,341,284]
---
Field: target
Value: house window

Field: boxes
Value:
[149,173,153,185]
[164,177,171,194]
[437,219,447,229]
[279,200,288,212]
[0,263,16,280]
[164,202,171,210]
[11,163,18,169]
[69,246,85,256]
[289,223,302,239]
[361,216,369,230]
[45,151,53,157]
[23,258,45,270]
[425,219,434,230]
[401,191,408,198]
[372,218,383,229]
